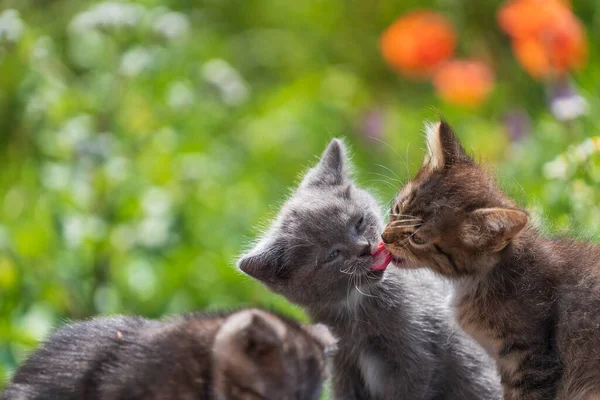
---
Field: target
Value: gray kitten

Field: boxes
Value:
[238,139,502,400]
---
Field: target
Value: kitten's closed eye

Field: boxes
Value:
[355,216,365,232]
[409,232,426,245]
[325,249,340,263]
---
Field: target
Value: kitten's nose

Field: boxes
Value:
[381,231,394,245]
[359,243,371,257]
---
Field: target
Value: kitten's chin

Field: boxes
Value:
[364,269,386,282]
[391,256,406,266]
[389,255,423,270]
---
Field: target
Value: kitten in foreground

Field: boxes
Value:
[382,121,600,400]
[2,309,334,400]
[238,139,501,399]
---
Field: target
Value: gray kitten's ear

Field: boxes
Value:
[238,240,286,283]
[301,139,349,188]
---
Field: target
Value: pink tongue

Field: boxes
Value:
[370,242,392,271]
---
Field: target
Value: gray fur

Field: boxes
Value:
[238,139,502,400]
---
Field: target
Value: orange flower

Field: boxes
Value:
[498,0,587,79]
[498,0,570,39]
[512,21,586,78]
[433,60,495,107]
[380,10,456,78]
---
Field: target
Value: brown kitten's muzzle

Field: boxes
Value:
[381,229,395,245]
[381,223,420,267]
[381,222,418,245]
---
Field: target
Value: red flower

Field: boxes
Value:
[433,60,495,107]
[498,0,587,79]
[380,10,456,78]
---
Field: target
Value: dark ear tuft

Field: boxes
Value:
[238,241,286,283]
[302,139,350,187]
[461,208,528,252]
[424,121,471,170]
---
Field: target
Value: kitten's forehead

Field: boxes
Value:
[282,196,349,235]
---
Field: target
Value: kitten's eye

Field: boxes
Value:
[409,232,426,245]
[325,249,340,263]
[392,204,400,215]
[355,216,365,232]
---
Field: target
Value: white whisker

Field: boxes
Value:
[368,171,401,184]
[388,223,422,228]
[389,219,423,223]
[354,278,376,298]
[390,213,422,219]
[375,163,402,182]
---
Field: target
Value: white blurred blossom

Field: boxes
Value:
[137,216,171,248]
[94,285,121,313]
[544,137,600,180]
[549,80,588,122]
[105,156,131,182]
[142,187,172,217]
[69,2,145,33]
[30,36,53,63]
[543,157,569,180]
[63,215,85,247]
[120,47,153,77]
[62,214,107,247]
[0,9,24,43]
[77,133,113,161]
[551,95,588,121]
[85,216,108,241]
[70,176,94,209]
[57,115,94,153]
[25,81,66,119]
[153,11,190,40]
[126,259,157,299]
[41,163,71,190]
[18,305,54,341]
[202,59,249,106]
[167,81,195,109]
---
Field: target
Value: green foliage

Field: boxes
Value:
[0,0,599,387]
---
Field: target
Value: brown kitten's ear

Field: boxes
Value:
[242,312,283,362]
[302,323,338,354]
[424,121,471,170]
[301,138,350,188]
[461,208,528,252]
[217,310,283,362]
[238,240,286,283]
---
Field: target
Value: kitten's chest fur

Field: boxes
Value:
[453,272,560,395]
[335,293,394,397]
[453,277,533,395]
[453,278,501,359]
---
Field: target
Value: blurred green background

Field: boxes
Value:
[0,0,599,386]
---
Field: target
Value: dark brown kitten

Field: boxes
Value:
[2,309,335,400]
[382,121,600,400]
